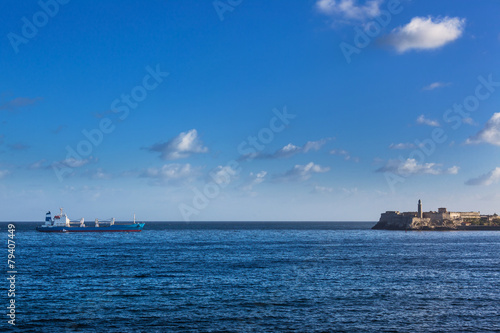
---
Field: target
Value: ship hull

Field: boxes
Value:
[36,223,145,233]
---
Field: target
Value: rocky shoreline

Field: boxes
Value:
[373,200,500,231]
[372,221,500,231]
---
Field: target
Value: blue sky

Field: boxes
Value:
[1,0,500,221]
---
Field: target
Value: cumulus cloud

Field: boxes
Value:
[417,115,440,127]
[423,82,451,91]
[274,162,330,182]
[240,138,332,161]
[316,0,382,21]
[272,143,302,158]
[465,167,500,186]
[141,163,199,185]
[376,158,459,176]
[389,143,417,150]
[146,129,208,160]
[466,113,500,146]
[385,16,466,53]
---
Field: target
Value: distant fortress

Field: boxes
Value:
[372,200,500,230]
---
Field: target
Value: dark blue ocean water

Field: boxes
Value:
[2,222,499,332]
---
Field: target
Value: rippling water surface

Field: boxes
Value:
[4,222,500,332]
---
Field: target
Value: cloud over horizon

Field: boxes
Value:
[466,113,500,146]
[311,185,334,194]
[240,138,332,161]
[274,162,330,182]
[83,168,113,180]
[146,129,208,160]
[385,16,466,53]
[465,167,500,186]
[376,158,459,176]
[240,171,267,193]
[141,163,199,185]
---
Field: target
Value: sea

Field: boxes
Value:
[2,221,499,332]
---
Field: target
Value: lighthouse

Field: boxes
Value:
[418,199,422,218]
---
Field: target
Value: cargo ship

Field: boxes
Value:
[36,208,145,232]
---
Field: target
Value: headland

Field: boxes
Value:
[373,200,500,230]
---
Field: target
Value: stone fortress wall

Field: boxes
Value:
[374,200,497,230]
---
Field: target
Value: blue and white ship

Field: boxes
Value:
[36,208,145,232]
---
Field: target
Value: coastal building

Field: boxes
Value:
[374,200,487,230]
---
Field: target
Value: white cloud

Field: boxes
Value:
[385,16,466,53]
[417,114,440,127]
[330,149,348,155]
[466,167,500,186]
[316,0,382,21]
[53,156,96,169]
[274,162,330,182]
[342,187,359,196]
[466,113,500,146]
[447,166,459,175]
[462,117,477,126]
[330,148,359,162]
[273,143,302,158]
[423,82,451,91]
[240,171,267,192]
[389,143,416,150]
[141,163,198,184]
[209,165,239,186]
[0,169,10,178]
[147,129,208,160]
[84,168,112,180]
[302,138,332,152]
[241,138,332,161]
[311,185,334,194]
[376,158,459,176]
[28,159,47,170]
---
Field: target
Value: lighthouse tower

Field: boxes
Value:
[418,199,422,218]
